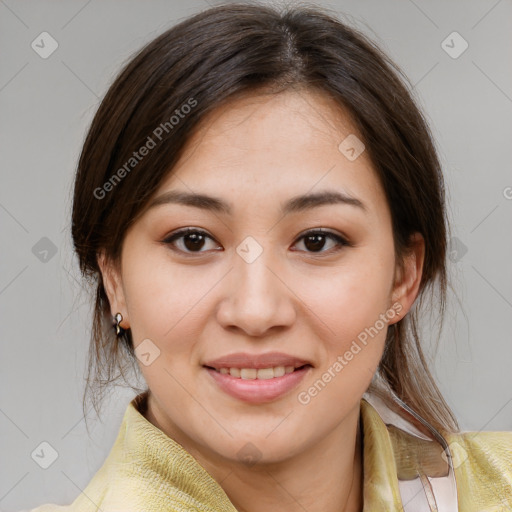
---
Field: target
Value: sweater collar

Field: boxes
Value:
[125,391,239,511]
[117,390,411,511]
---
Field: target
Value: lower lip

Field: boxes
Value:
[204,366,312,404]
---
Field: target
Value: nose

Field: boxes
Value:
[216,246,296,337]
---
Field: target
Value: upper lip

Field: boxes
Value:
[203,351,313,370]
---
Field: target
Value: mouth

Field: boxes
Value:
[203,363,313,380]
[203,364,313,403]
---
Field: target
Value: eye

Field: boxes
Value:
[162,227,350,256]
[292,229,350,255]
[162,228,221,254]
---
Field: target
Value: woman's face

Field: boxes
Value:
[100,88,422,466]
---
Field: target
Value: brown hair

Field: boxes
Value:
[72,1,459,433]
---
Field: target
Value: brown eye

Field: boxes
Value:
[293,230,349,254]
[163,228,349,256]
[163,228,220,254]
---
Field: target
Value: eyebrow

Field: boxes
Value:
[147,189,367,216]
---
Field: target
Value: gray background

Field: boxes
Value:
[1,0,511,509]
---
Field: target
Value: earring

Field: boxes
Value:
[114,312,124,336]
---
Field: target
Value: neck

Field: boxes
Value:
[144,393,364,512]
[221,413,364,512]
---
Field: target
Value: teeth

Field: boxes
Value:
[216,365,301,379]
[240,368,257,379]
[274,366,286,377]
[256,367,275,379]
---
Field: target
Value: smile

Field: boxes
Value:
[209,365,310,379]
[203,364,312,403]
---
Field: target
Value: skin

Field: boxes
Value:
[99,87,424,512]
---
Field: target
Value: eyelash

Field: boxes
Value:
[162,228,350,256]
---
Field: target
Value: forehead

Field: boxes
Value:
[154,88,387,217]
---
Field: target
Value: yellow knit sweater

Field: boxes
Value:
[28,391,512,511]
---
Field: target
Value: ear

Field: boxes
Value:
[97,251,129,329]
[389,232,425,325]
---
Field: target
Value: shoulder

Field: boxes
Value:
[445,429,512,471]
[443,429,512,509]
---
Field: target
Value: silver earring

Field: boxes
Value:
[114,312,124,336]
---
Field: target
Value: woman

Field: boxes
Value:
[29,2,511,511]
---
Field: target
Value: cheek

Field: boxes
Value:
[295,262,394,415]
[121,246,219,352]
[298,243,395,345]
[295,246,395,408]
[121,255,209,400]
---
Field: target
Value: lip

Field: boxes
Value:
[205,365,312,404]
[202,351,312,370]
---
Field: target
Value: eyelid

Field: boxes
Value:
[162,227,209,242]
[293,228,351,252]
[297,227,349,243]
[162,227,220,250]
